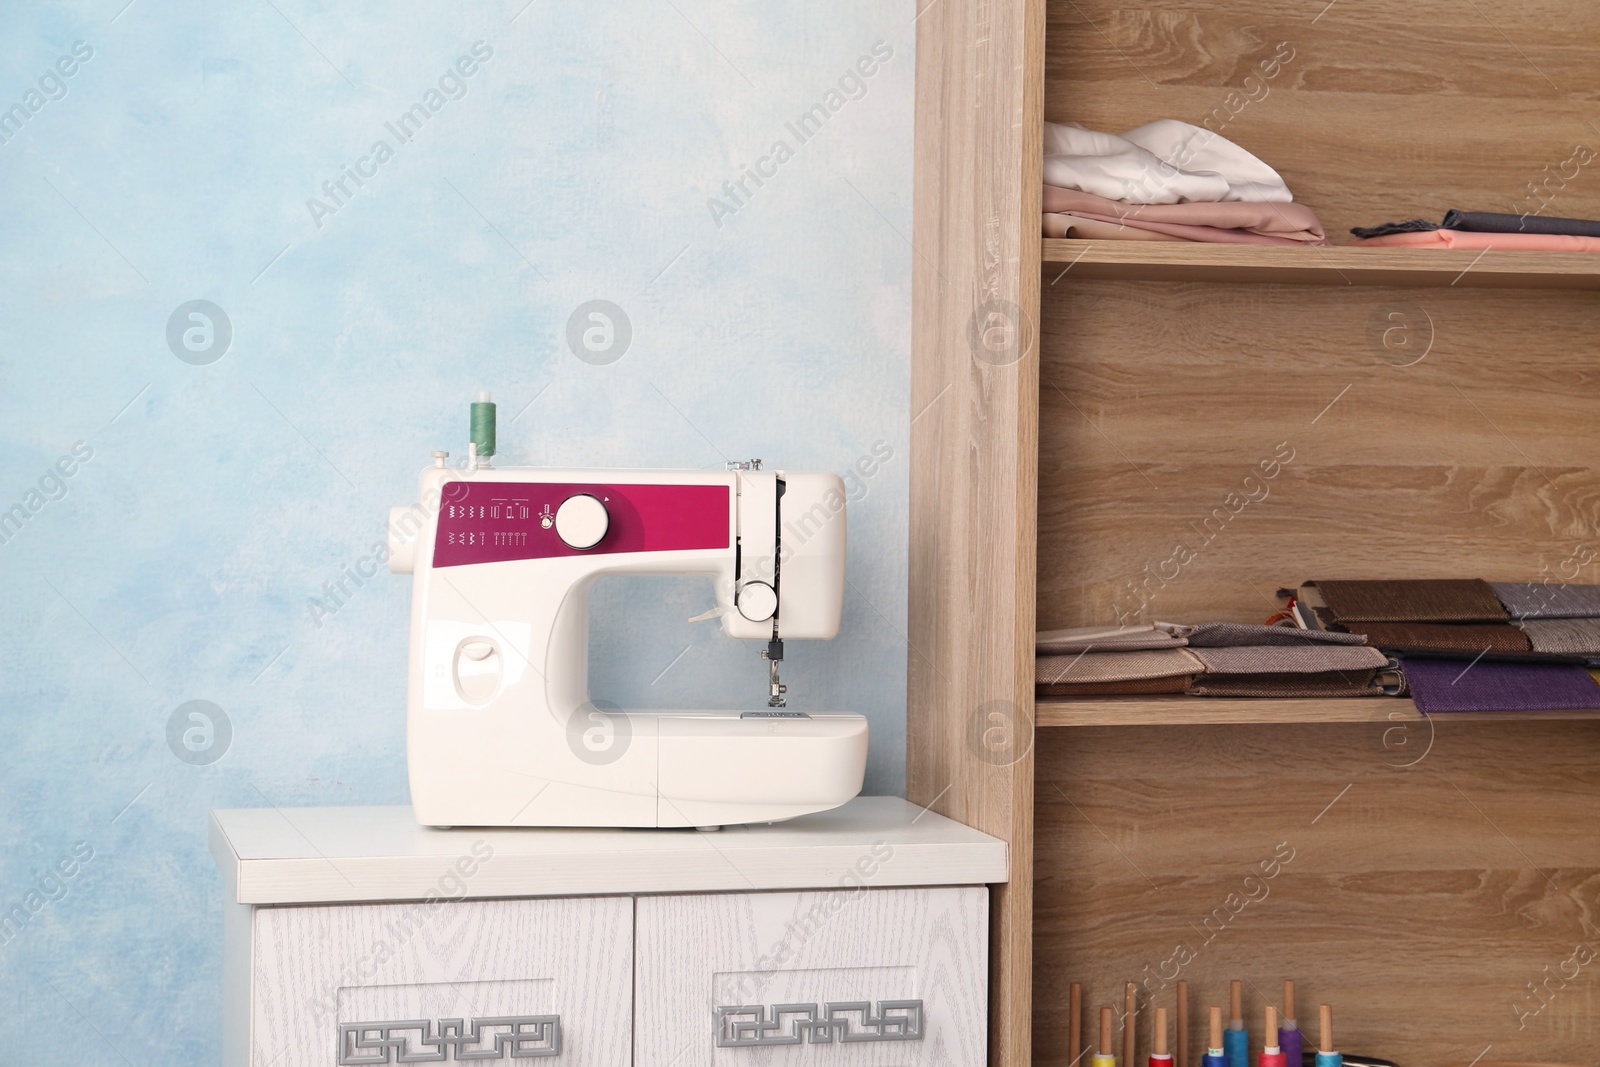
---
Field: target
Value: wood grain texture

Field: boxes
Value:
[635,887,989,1066]
[1036,697,1600,727]
[251,897,632,1066]
[911,0,1047,1063]
[1032,723,1600,1067]
[1036,280,1600,629]
[1042,242,1600,289]
[1043,1,1600,237]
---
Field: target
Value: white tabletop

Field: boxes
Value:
[209,796,1008,905]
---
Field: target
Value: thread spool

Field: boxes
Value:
[1177,981,1189,1067]
[1092,1006,1118,1067]
[1279,981,1302,1067]
[470,391,496,458]
[1316,1004,1342,1067]
[1259,1006,1285,1067]
[1201,1006,1228,1067]
[1070,983,1082,1067]
[1125,983,1138,1067]
[1151,1006,1173,1067]
[1224,982,1248,1067]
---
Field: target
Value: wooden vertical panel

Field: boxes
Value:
[910,0,1046,1064]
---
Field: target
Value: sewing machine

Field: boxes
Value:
[387,394,869,829]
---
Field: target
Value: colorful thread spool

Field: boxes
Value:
[1203,1006,1228,1067]
[1224,981,1248,1067]
[469,391,496,457]
[1279,980,1302,1067]
[1258,1006,1286,1067]
[1150,1007,1173,1067]
[1093,1006,1118,1067]
[1316,1004,1342,1067]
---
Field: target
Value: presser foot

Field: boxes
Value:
[761,637,788,707]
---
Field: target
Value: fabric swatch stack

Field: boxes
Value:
[1289,579,1600,713]
[1349,209,1600,252]
[1041,119,1326,246]
[1034,622,1391,700]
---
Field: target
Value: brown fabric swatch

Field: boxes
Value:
[1038,675,1193,697]
[1035,648,1203,685]
[1188,645,1389,676]
[1036,625,1187,655]
[1172,622,1368,648]
[1520,618,1600,657]
[1188,671,1384,698]
[1346,621,1530,654]
[1310,579,1508,623]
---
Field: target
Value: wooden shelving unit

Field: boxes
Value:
[1035,697,1600,728]
[1042,240,1600,289]
[910,3,1600,1066]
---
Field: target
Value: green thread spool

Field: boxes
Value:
[469,391,496,457]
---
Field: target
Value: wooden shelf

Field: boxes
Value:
[1035,695,1600,727]
[1041,239,1600,289]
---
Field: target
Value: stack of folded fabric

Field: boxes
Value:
[1041,119,1326,245]
[1035,625,1200,697]
[1172,623,1391,698]
[1287,579,1600,713]
[1033,622,1391,699]
[1349,210,1600,251]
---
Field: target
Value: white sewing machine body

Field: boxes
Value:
[388,457,868,829]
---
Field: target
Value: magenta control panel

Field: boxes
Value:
[431,481,731,568]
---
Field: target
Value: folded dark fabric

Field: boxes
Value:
[1036,625,1187,654]
[1349,218,1438,238]
[1349,212,1600,240]
[1311,579,1508,623]
[1188,671,1385,698]
[1038,675,1192,697]
[1493,581,1600,620]
[1403,657,1600,713]
[1170,622,1367,648]
[1441,209,1600,238]
[1520,618,1600,657]
[1035,648,1203,685]
[1189,645,1389,675]
[1344,621,1530,655]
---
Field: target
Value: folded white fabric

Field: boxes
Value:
[1043,119,1293,204]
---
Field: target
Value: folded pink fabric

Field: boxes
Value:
[1042,213,1187,242]
[1049,211,1310,245]
[1042,186,1326,242]
[1351,229,1600,252]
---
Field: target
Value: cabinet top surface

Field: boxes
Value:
[209,796,1008,905]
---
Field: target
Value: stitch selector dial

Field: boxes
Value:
[554,494,609,549]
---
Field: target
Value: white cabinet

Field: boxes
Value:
[243,896,633,1066]
[211,799,1007,1066]
[635,887,989,1066]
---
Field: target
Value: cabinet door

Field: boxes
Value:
[636,887,988,1066]
[250,896,632,1065]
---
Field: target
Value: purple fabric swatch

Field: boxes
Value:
[1403,657,1600,713]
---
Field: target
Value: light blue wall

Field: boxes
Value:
[0,2,911,1059]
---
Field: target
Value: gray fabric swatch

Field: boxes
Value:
[1493,581,1600,620]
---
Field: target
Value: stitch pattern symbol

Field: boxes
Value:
[337,1015,561,1062]
[714,1000,924,1046]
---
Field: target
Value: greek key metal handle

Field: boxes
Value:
[337,1014,562,1063]
[715,1000,925,1047]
